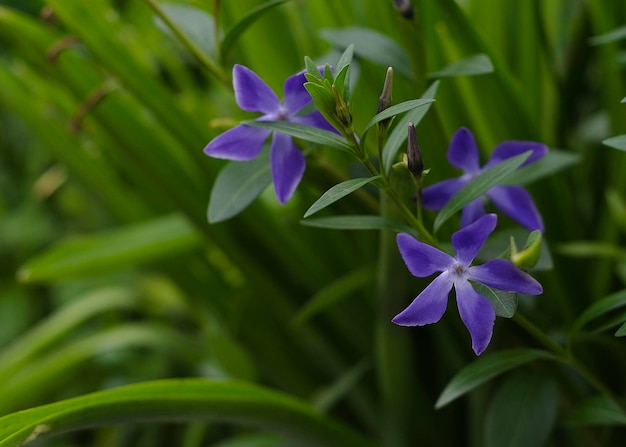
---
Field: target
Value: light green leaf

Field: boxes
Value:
[472,283,517,318]
[589,26,626,45]
[616,321,626,336]
[0,379,375,447]
[433,151,531,232]
[383,81,439,174]
[304,177,379,218]
[156,3,218,59]
[336,44,354,75]
[428,54,494,78]
[434,349,554,409]
[603,135,626,151]
[502,149,579,185]
[484,373,559,447]
[208,149,271,223]
[220,0,290,60]
[361,99,435,135]
[246,121,352,152]
[301,215,416,235]
[17,214,200,283]
[557,242,626,260]
[320,27,413,78]
[570,289,626,336]
[565,396,626,426]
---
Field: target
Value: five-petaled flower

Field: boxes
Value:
[422,127,547,231]
[204,64,334,204]
[393,214,543,355]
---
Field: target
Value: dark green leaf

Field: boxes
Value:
[434,151,531,232]
[301,215,416,235]
[435,349,554,409]
[565,396,626,426]
[570,289,626,336]
[362,99,435,135]
[472,283,517,318]
[17,215,201,282]
[383,81,439,174]
[603,135,626,151]
[220,0,290,60]
[312,359,371,412]
[589,26,626,45]
[0,379,376,447]
[502,149,579,185]
[246,121,351,152]
[208,149,272,223]
[320,27,413,78]
[484,372,559,447]
[428,54,494,78]
[304,177,379,218]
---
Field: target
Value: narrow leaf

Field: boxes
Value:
[156,3,218,59]
[472,283,517,318]
[570,289,626,336]
[502,149,579,185]
[304,177,379,218]
[0,379,376,447]
[246,121,352,152]
[428,54,494,78]
[435,349,554,409]
[301,215,416,235]
[336,44,354,75]
[434,151,531,232]
[383,81,439,174]
[616,321,626,336]
[362,99,435,135]
[589,26,626,45]
[208,149,272,223]
[566,396,626,426]
[603,135,626,151]
[312,360,371,412]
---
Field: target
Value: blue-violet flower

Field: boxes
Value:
[204,64,334,204]
[422,127,547,231]
[393,214,543,355]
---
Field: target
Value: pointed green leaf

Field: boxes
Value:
[17,215,200,283]
[570,289,626,336]
[428,54,494,78]
[301,215,416,235]
[566,396,626,426]
[434,349,554,409]
[362,99,435,135]
[320,27,413,78]
[603,135,626,151]
[383,81,439,174]
[472,283,517,318]
[433,151,531,232]
[305,56,323,81]
[220,0,290,60]
[502,149,579,185]
[246,121,351,152]
[616,321,626,337]
[336,44,354,75]
[0,379,376,447]
[208,149,272,223]
[304,177,380,218]
[484,373,559,447]
[589,26,626,45]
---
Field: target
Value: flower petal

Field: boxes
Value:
[452,213,497,265]
[270,132,305,204]
[397,233,454,277]
[487,185,544,231]
[282,70,312,115]
[392,273,452,326]
[484,141,547,169]
[421,177,467,210]
[204,124,271,160]
[455,281,495,355]
[468,259,543,295]
[233,64,280,114]
[448,127,481,174]
[460,197,487,228]
[292,111,338,133]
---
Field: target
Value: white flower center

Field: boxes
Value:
[449,261,469,283]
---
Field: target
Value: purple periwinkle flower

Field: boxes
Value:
[204,64,334,204]
[422,127,547,231]
[393,214,543,355]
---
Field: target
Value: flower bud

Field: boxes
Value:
[332,84,352,130]
[407,122,423,177]
[393,0,414,20]
[377,67,394,115]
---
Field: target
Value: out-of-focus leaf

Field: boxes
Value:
[208,148,272,223]
[484,373,559,447]
[246,121,352,152]
[589,26,626,45]
[565,396,626,426]
[382,81,439,174]
[220,0,291,60]
[156,2,218,59]
[320,27,413,78]
[570,289,626,336]
[304,177,379,218]
[434,151,531,232]
[428,54,494,78]
[0,379,376,447]
[17,214,200,282]
[603,135,626,151]
[615,321,626,336]
[435,349,554,409]
[557,242,626,260]
[312,359,371,412]
[472,283,517,318]
[361,99,435,135]
[301,215,416,235]
[502,149,579,185]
